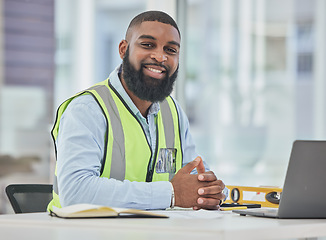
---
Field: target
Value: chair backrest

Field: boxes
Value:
[5,184,53,214]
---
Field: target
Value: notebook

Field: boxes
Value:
[233,140,326,218]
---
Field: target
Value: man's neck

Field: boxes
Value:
[119,74,152,118]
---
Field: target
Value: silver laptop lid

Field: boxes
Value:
[278,140,326,218]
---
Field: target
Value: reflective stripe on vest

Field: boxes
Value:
[160,99,174,149]
[88,85,126,181]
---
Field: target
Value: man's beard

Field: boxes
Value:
[122,47,178,102]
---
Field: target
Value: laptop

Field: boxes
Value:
[233,140,326,218]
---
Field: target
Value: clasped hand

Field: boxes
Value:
[170,157,225,210]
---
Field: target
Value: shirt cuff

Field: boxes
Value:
[149,181,172,209]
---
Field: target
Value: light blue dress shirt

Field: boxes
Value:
[56,65,210,210]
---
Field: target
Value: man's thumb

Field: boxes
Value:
[180,157,201,174]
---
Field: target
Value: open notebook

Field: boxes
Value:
[233,140,326,218]
[50,204,168,218]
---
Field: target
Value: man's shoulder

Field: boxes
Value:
[60,93,106,125]
[70,93,97,103]
[66,94,102,112]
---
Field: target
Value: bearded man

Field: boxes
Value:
[48,11,226,211]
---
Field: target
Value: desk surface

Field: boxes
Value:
[0,211,326,240]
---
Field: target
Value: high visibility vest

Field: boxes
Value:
[47,79,183,211]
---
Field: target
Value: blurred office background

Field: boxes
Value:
[0,0,325,213]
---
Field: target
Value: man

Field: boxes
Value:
[48,10,226,211]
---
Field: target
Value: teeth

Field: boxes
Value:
[148,67,162,73]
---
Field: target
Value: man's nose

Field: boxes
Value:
[150,49,167,63]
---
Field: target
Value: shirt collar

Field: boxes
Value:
[109,65,160,118]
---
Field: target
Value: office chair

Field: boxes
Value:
[5,184,53,213]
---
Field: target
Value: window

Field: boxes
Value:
[182,0,326,186]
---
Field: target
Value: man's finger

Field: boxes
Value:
[198,171,217,182]
[197,197,222,207]
[178,157,201,174]
[198,193,226,202]
[195,156,205,174]
[196,204,220,210]
[198,185,225,196]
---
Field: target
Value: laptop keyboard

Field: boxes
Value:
[233,208,278,217]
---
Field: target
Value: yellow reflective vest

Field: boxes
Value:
[47,79,183,211]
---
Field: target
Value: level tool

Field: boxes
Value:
[225,185,282,208]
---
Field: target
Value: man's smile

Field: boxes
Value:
[143,65,167,79]
[147,67,163,73]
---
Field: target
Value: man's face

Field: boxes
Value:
[119,21,180,102]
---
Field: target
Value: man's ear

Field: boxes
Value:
[119,40,128,59]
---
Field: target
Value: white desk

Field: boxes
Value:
[0,211,326,240]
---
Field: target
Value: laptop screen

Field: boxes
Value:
[278,140,326,218]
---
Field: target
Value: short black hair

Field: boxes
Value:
[126,10,180,38]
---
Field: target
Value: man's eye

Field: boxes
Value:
[166,47,178,54]
[141,43,153,48]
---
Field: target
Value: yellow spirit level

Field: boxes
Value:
[225,185,283,208]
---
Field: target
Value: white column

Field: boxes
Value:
[220,0,234,125]
[314,0,326,138]
[238,0,253,126]
[0,0,4,153]
[175,0,187,109]
[72,0,95,93]
[0,0,3,88]
[253,0,266,126]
